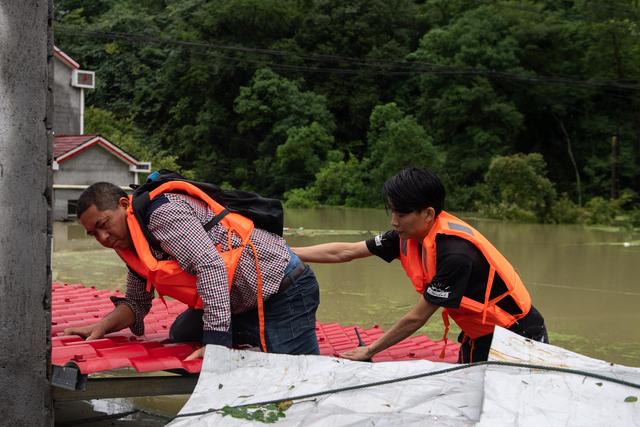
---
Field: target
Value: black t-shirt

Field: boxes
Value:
[365,230,523,315]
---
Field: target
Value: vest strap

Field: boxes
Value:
[469,338,476,364]
[482,267,496,325]
[247,240,267,352]
[132,191,150,216]
[158,294,168,309]
[439,310,450,359]
[130,192,166,252]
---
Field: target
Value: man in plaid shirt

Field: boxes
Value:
[64,182,320,360]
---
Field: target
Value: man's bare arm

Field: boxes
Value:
[341,297,439,361]
[292,241,371,263]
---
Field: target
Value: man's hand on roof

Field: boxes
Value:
[64,324,107,341]
[340,346,374,361]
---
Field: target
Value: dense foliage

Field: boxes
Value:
[55,0,640,224]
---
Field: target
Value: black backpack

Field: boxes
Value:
[130,170,284,238]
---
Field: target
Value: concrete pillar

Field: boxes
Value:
[0,1,53,425]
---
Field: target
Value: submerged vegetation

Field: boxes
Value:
[55,0,640,225]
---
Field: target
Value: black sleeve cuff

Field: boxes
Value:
[366,231,400,263]
[202,330,232,348]
[110,295,126,305]
[110,296,146,336]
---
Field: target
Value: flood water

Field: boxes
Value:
[52,208,640,422]
[53,207,640,367]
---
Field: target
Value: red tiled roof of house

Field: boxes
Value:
[51,282,460,374]
[53,134,97,158]
[53,134,140,165]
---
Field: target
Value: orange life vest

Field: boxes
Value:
[115,181,268,351]
[399,211,531,354]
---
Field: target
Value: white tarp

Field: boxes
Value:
[478,327,640,427]
[168,328,640,426]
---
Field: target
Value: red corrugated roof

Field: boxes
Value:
[51,283,459,374]
[53,135,97,158]
[53,134,140,165]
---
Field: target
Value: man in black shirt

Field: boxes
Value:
[294,167,547,363]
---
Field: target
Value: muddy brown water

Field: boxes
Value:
[52,208,640,423]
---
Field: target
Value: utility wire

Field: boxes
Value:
[56,26,640,92]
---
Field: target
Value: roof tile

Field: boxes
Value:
[51,282,460,374]
[53,135,97,158]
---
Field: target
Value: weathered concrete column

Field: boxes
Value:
[0,1,53,425]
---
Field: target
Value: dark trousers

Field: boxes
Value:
[169,265,320,355]
[457,306,549,363]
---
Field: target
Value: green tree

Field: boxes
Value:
[360,102,441,205]
[409,5,526,193]
[290,102,441,207]
[575,1,640,200]
[312,153,366,206]
[54,0,640,212]
[234,68,335,194]
[292,0,425,149]
[276,122,334,192]
[84,107,189,176]
[482,153,556,222]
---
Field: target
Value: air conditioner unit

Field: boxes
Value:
[130,162,152,173]
[71,69,95,89]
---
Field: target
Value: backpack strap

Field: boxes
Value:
[203,208,230,232]
[131,191,164,252]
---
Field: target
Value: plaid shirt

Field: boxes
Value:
[116,193,290,338]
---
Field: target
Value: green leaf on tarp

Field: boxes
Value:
[224,406,248,418]
[252,409,265,421]
[265,412,279,423]
[624,396,638,403]
[219,401,290,423]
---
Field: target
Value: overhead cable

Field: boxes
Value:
[56,26,640,92]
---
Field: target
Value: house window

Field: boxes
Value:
[67,200,78,217]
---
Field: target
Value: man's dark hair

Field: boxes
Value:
[77,182,127,218]
[382,167,445,215]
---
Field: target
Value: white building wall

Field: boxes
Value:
[52,58,81,135]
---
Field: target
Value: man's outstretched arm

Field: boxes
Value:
[341,296,439,361]
[64,270,152,340]
[64,303,135,340]
[292,241,371,263]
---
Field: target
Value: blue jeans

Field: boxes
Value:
[169,263,320,355]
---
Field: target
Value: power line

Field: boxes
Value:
[56,26,640,92]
